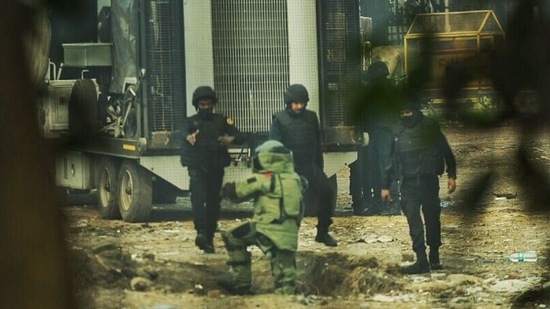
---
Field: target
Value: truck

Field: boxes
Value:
[39,1,362,222]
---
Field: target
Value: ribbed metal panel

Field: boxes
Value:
[212,0,289,134]
[319,0,361,130]
[144,0,185,138]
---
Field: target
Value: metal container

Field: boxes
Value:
[63,43,113,67]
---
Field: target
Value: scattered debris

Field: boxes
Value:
[493,192,517,199]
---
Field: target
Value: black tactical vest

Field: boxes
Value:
[273,110,319,165]
[394,117,444,177]
[180,113,231,169]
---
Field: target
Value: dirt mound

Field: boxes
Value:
[70,244,228,295]
[298,252,401,296]
[70,243,405,298]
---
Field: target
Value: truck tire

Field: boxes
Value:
[96,157,121,219]
[69,79,98,136]
[118,160,153,222]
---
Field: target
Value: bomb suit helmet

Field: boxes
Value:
[252,140,294,172]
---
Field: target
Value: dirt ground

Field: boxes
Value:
[62,120,550,309]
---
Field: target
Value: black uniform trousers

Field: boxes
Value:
[364,138,382,210]
[350,134,400,213]
[297,164,334,229]
[349,146,367,209]
[400,174,441,254]
[188,166,225,238]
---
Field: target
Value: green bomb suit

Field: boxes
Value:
[219,140,307,295]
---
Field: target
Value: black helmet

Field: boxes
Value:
[192,86,218,107]
[284,84,309,105]
[365,61,389,81]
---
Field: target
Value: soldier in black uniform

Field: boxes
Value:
[180,86,247,253]
[381,101,457,274]
[350,61,402,216]
[269,84,337,247]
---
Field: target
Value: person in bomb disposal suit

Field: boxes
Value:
[381,101,457,274]
[217,140,307,295]
[180,86,247,253]
[269,84,337,247]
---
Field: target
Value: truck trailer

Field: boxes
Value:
[39,1,362,222]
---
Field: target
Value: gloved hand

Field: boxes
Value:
[220,182,237,200]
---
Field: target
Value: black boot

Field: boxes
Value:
[195,232,215,253]
[429,248,443,270]
[402,252,430,274]
[315,227,338,247]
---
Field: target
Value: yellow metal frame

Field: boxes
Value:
[403,10,505,101]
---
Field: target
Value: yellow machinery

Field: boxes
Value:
[404,10,505,108]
